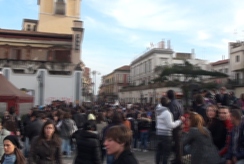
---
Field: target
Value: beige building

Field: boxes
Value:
[20,0,84,64]
[99,66,130,102]
[0,0,84,106]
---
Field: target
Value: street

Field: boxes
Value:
[63,150,155,164]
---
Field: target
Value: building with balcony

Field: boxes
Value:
[203,59,230,85]
[130,40,209,86]
[99,65,130,102]
[0,0,84,106]
[229,41,244,97]
[119,40,209,104]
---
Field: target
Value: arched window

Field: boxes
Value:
[55,0,66,15]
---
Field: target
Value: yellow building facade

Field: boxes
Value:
[38,0,81,34]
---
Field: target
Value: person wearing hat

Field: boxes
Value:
[0,135,26,164]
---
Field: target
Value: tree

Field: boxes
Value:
[154,60,228,108]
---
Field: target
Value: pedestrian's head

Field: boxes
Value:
[189,112,208,136]
[3,135,26,163]
[83,121,97,131]
[167,90,175,100]
[206,105,218,119]
[40,120,58,141]
[195,94,204,105]
[104,125,132,157]
[218,106,230,121]
[220,87,226,94]
[230,109,242,126]
[160,96,169,107]
[3,135,22,154]
[63,112,71,119]
[111,112,123,125]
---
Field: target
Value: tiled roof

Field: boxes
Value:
[211,59,229,66]
[115,65,130,71]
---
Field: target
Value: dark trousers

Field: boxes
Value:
[172,127,182,164]
[155,135,172,164]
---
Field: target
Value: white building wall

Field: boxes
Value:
[2,67,82,106]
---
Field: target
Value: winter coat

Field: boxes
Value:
[183,127,221,164]
[226,117,244,161]
[167,99,183,121]
[28,136,62,164]
[25,119,43,142]
[72,129,102,164]
[207,118,227,150]
[59,119,77,139]
[113,150,138,164]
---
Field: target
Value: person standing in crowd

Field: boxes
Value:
[166,90,184,164]
[21,108,34,157]
[206,105,226,150]
[183,112,220,164]
[218,106,233,159]
[28,120,63,164]
[226,109,244,164]
[59,112,77,158]
[1,135,26,164]
[25,111,44,143]
[101,111,124,164]
[126,113,139,151]
[155,97,183,164]
[73,108,87,129]
[0,123,11,158]
[215,87,229,106]
[104,125,138,164]
[72,121,102,164]
[137,113,151,152]
[193,94,207,122]
[237,93,244,114]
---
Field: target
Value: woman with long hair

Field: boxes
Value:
[183,112,220,164]
[28,120,63,164]
[0,135,26,164]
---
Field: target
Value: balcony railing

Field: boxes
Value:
[231,78,244,86]
[0,59,75,73]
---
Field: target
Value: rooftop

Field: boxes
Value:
[211,59,229,66]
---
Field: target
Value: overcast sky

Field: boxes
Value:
[1,0,244,93]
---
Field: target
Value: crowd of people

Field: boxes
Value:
[0,87,243,164]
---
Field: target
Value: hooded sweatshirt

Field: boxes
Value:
[155,105,182,136]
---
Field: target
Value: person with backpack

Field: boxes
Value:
[59,112,77,158]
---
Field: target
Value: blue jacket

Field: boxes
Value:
[226,117,244,160]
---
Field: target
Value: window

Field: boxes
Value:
[119,74,123,83]
[55,0,66,15]
[236,55,240,62]
[11,49,21,60]
[224,68,228,74]
[27,24,31,31]
[236,72,240,80]
[148,59,152,72]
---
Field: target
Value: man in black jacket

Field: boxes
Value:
[215,87,229,106]
[167,90,184,164]
[25,111,44,143]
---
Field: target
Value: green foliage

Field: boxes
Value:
[157,60,228,81]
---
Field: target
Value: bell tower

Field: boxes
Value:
[37,0,81,34]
